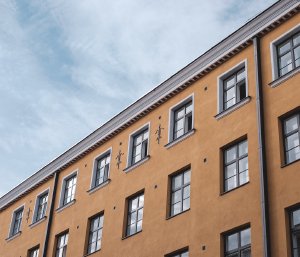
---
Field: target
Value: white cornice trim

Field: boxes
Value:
[0,0,299,210]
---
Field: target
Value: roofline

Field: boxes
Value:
[1,0,299,210]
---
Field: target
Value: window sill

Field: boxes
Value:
[215,96,251,120]
[281,158,300,168]
[269,66,300,88]
[29,216,47,228]
[84,249,101,257]
[121,230,142,240]
[220,181,250,196]
[166,208,190,220]
[164,129,196,149]
[87,179,111,194]
[6,231,21,242]
[124,156,150,173]
[56,199,76,213]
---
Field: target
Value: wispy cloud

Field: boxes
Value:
[0,0,276,196]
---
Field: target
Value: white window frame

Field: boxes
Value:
[8,204,25,238]
[90,147,112,189]
[126,122,150,168]
[217,59,248,114]
[58,170,78,208]
[270,24,300,81]
[32,188,49,224]
[168,94,194,143]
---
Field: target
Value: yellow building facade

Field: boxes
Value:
[0,1,299,257]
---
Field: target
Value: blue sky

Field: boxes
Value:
[0,0,276,197]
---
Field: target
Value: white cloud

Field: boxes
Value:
[0,0,276,197]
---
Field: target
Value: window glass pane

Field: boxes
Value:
[225,98,236,110]
[279,41,291,55]
[225,163,237,179]
[139,194,144,207]
[238,82,246,101]
[137,220,142,232]
[175,129,184,139]
[239,157,248,173]
[183,198,190,211]
[130,198,138,211]
[296,58,300,68]
[172,190,182,204]
[181,252,189,257]
[185,102,193,113]
[184,170,191,184]
[186,114,193,132]
[279,52,292,68]
[239,170,249,185]
[241,248,251,257]
[225,87,236,102]
[237,69,245,81]
[183,185,190,199]
[293,209,300,227]
[227,233,238,251]
[225,146,237,164]
[293,232,300,254]
[137,209,143,221]
[287,146,300,163]
[128,223,136,235]
[128,212,137,225]
[286,133,300,150]
[175,118,184,132]
[224,76,235,89]
[241,228,251,246]
[294,46,300,60]
[285,115,299,134]
[225,176,237,191]
[280,63,293,76]
[176,108,185,119]
[239,141,248,156]
[172,202,182,215]
[293,33,300,46]
[173,174,182,190]
[135,134,142,145]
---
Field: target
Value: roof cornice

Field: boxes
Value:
[1,0,299,210]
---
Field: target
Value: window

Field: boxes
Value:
[277,32,300,77]
[131,129,149,165]
[10,207,24,236]
[28,247,39,257]
[166,249,189,257]
[87,214,104,254]
[173,101,193,140]
[224,227,251,257]
[127,125,150,168]
[61,173,77,206]
[223,67,246,111]
[33,191,48,222]
[223,140,248,192]
[55,232,69,257]
[170,169,190,217]
[290,208,300,257]
[92,152,111,188]
[283,113,300,164]
[217,61,248,114]
[126,193,144,237]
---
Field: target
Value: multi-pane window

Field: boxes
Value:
[29,248,39,257]
[167,250,189,257]
[131,129,149,165]
[56,232,68,257]
[225,227,251,257]
[62,175,77,205]
[87,214,104,254]
[126,193,144,236]
[170,169,190,217]
[223,67,246,110]
[173,101,193,140]
[277,32,300,77]
[34,192,48,222]
[283,113,300,164]
[10,207,24,236]
[290,208,300,257]
[94,154,110,187]
[224,140,248,192]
